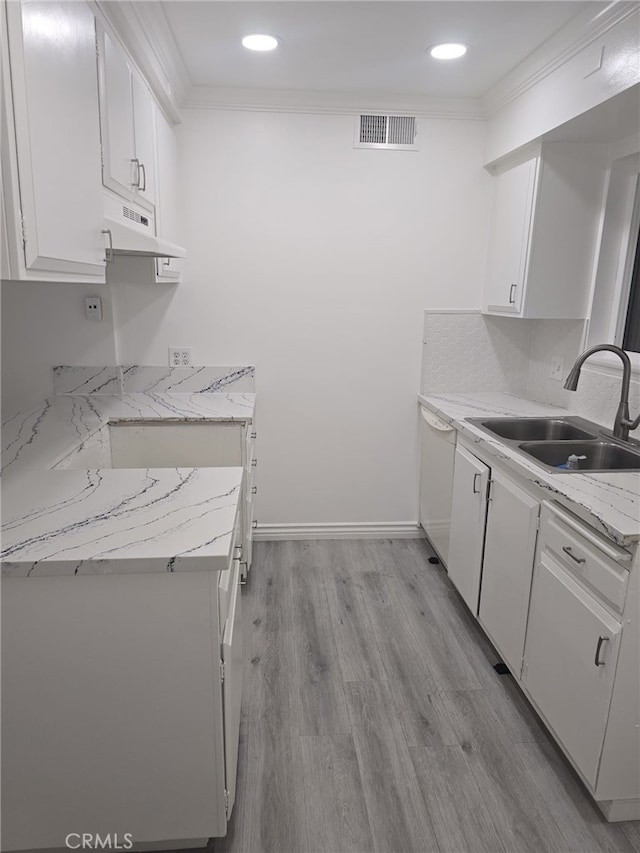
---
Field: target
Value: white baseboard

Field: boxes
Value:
[253,522,425,541]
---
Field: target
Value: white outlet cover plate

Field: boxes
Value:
[168,347,193,367]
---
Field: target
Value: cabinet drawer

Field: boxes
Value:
[539,504,630,613]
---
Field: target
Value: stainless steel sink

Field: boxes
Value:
[474,417,597,442]
[465,415,640,473]
[519,441,640,472]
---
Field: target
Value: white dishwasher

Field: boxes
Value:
[419,406,457,566]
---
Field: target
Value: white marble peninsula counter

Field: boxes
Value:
[2,366,256,577]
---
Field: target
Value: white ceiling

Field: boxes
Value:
[161,1,602,100]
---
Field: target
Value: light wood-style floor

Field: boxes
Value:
[210,539,640,853]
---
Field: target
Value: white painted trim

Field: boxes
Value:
[183,87,484,120]
[597,798,640,822]
[483,3,639,116]
[254,522,425,541]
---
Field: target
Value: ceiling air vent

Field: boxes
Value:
[355,114,418,150]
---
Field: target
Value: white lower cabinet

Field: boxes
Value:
[479,470,539,675]
[2,547,243,850]
[445,433,638,819]
[522,547,622,787]
[447,445,489,614]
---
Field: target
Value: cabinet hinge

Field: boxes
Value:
[224,789,230,820]
[20,211,26,247]
[219,658,225,683]
[486,478,493,503]
[536,514,541,531]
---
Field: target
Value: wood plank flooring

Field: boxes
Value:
[208,539,640,853]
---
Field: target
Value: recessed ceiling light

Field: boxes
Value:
[430,43,467,60]
[242,34,280,52]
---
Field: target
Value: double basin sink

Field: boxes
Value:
[466,416,640,473]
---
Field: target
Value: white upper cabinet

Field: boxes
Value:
[484,157,537,314]
[97,24,156,212]
[483,143,606,319]
[154,107,182,281]
[2,0,106,281]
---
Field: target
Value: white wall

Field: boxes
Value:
[110,109,491,527]
[1,280,117,415]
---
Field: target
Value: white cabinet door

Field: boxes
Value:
[484,157,537,314]
[447,446,490,614]
[221,558,243,818]
[98,25,136,202]
[97,26,156,213]
[132,72,157,210]
[6,0,106,278]
[479,471,539,676]
[523,550,622,787]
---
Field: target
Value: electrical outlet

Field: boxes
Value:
[85,297,102,322]
[168,347,193,367]
[550,355,564,381]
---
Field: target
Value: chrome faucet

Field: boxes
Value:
[564,344,640,442]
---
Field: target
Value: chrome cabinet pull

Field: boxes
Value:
[163,258,171,267]
[472,472,481,494]
[131,158,141,188]
[139,161,147,191]
[252,519,258,529]
[562,545,586,564]
[509,283,517,304]
[594,635,609,666]
[101,229,113,263]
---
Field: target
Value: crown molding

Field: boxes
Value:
[482,2,639,117]
[95,0,191,124]
[183,86,485,120]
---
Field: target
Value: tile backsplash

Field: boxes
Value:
[422,311,640,439]
[421,311,533,395]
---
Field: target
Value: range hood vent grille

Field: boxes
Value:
[122,205,149,227]
[355,115,418,150]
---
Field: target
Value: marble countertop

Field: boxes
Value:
[1,391,255,578]
[418,392,640,548]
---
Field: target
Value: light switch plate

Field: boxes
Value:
[550,355,564,381]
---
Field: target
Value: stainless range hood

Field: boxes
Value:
[104,193,186,259]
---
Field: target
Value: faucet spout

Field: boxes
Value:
[563,344,639,442]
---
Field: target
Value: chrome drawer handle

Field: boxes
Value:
[509,283,517,304]
[562,545,586,564]
[594,635,609,666]
[138,161,147,192]
[252,519,258,529]
[131,158,141,188]
[472,473,481,494]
